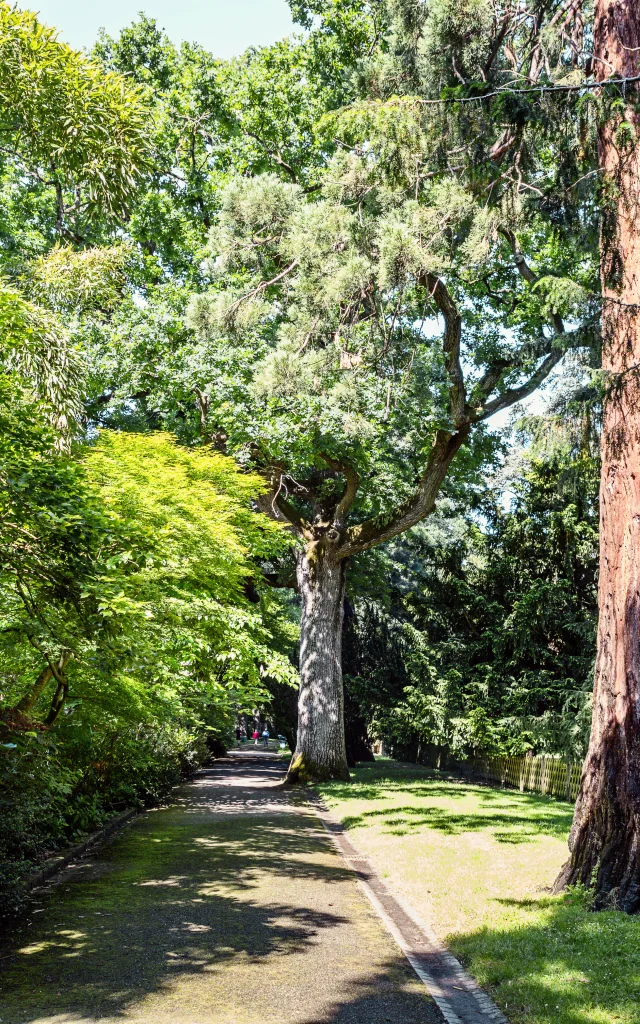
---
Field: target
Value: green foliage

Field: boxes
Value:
[0,2,150,224]
[0,407,296,913]
[1,419,296,726]
[0,0,610,918]
[90,13,360,283]
[321,761,640,1024]
[176,125,591,548]
[82,430,297,703]
[0,723,207,916]
[25,244,133,313]
[343,428,599,760]
[0,285,83,432]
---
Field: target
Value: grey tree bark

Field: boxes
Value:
[262,270,568,785]
[287,541,349,782]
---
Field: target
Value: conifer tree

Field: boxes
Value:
[293,0,640,907]
[552,0,640,913]
[190,132,590,780]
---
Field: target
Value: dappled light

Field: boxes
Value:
[321,759,640,1024]
[450,897,640,1024]
[0,755,443,1024]
[3,1,640,1021]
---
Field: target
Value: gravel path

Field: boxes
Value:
[0,751,444,1024]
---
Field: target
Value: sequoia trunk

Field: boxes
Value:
[555,0,640,910]
[287,545,350,782]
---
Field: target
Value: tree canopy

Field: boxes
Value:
[1,0,633,912]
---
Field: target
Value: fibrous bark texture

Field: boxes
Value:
[287,545,350,783]
[556,0,640,911]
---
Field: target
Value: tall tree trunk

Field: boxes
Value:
[555,0,640,910]
[287,543,350,782]
[13,664,54,714]
[12,651,71,717]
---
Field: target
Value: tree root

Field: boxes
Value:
[286,752,350,785]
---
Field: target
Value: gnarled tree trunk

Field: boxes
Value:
[555,0,640,911]
[287,541,350,782]
[12,651,71,719]
[13,664,54,715]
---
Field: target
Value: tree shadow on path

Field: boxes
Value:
[0,760,445,1024]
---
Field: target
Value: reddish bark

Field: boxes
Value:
[556,0,640,910]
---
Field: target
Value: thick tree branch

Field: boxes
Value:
[337,427,470,558]
[319,453,360,527]
[483,11,513,78]
[325,277,468,559]
[469,359,511,407]
[13,664,53,714]
[472,347,564,422]
[255,476,310,537]
[423,273,467,426]
[464,226,572,420]
[13,648,71,720]
[45,674,69,727]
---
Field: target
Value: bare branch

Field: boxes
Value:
[472,347,564,422]
[242,128,299,181]
[483,10,513,78]
[460,225,574,421]
[228,260,299,318]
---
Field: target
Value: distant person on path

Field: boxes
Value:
[262,728,270,748]
[252,729,259,746]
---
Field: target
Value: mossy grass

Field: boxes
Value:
[286,752,350,784]
[317,757,640,1024]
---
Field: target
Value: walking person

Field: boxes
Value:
[252,729,259,746]
[262,727,270,748]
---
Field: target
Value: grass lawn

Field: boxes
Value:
[317,758,640,1024]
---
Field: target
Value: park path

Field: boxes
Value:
[0,750,444,1024]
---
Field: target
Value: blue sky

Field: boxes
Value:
[21,0,295,56]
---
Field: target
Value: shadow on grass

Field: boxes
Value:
[339,804,571,840]
[448,894,640,1024]
[320,761,573,842]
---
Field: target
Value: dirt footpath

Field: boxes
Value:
[0,750,443,1024]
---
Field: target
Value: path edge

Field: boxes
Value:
[23,808,138,893]
[311,794,510,1024]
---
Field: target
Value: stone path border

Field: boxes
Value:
[312,796,510,1024]
[24,807,138,892]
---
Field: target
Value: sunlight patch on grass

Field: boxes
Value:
[318,758,640,1024]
